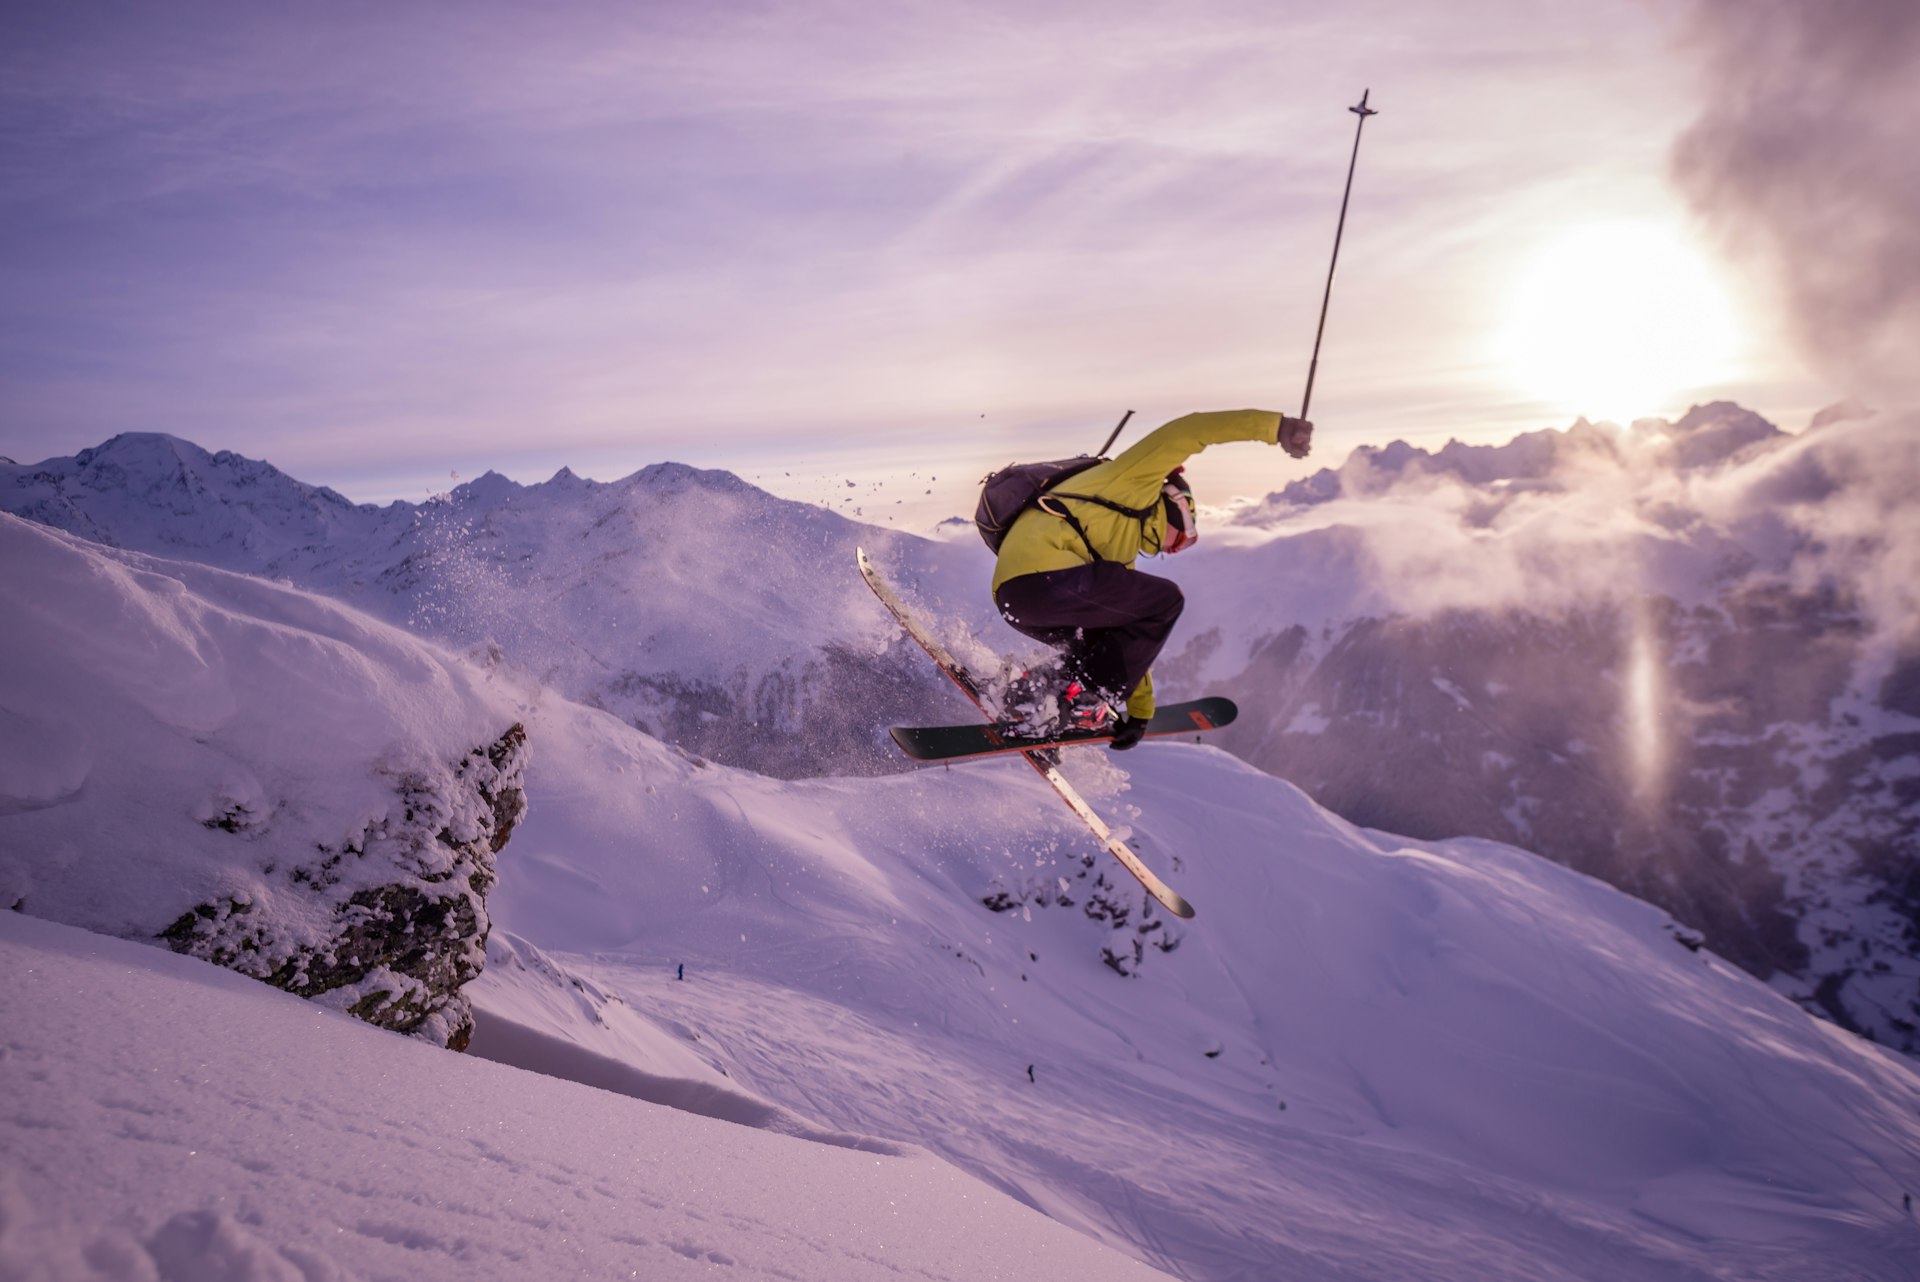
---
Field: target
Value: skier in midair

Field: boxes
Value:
[993,409,1313,747]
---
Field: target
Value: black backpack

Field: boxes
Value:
[974,456,1160,556]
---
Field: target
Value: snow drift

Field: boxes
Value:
[0,512,526,1048]
[0,910,1172,1282]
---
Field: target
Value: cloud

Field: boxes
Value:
[1730,409,1920,659]
[1231,404,1920,694]
[1671,0,1920,403]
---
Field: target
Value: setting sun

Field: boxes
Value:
[1501,221,1742,424]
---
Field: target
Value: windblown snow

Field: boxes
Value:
[3,413,1920,1280]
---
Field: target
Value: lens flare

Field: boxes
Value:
[1502,221,1742,425]
[1624,605,1667,805]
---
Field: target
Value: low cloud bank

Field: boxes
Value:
[1236,404,1920,671]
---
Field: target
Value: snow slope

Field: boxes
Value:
[0,910,1174,1282]
[467,671,1920,1281]
[0,513,516,933]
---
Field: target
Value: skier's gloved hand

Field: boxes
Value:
[1279,416,1314,459]
[1108,714,1148,751]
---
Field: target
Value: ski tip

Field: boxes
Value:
[887,726,938,761]
[1166,893,1197,920]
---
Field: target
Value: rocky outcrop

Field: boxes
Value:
[982,852,1184,978]
[160,725,527,1051]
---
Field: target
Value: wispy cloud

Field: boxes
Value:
[1672,0,1920,403]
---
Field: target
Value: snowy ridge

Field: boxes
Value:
[469,686,1920,1279]
[0,431,370,567]
[1238,401,1787,516]
[1,431,989,778]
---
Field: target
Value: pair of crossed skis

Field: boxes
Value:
[858,549,1236,919]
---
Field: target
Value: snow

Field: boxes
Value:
[5,440,1920,1281]
[0,910,1171,1282]
[1284,703,1331,735]
[0,514,520,943]
[3,433,994,777]
[471,712,1920,1279]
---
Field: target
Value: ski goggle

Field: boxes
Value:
[1162,471,1197,554]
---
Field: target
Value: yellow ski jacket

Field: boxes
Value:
[990,408,1283,718]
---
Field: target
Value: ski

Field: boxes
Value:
[856,547,1195,919]
[890,696,1236,763]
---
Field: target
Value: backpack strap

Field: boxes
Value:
[1037,494,1101,561]
[1038,489,1163,562]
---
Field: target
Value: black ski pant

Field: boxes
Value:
[993,561,1185,706]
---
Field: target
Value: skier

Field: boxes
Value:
[993,409,1313,748]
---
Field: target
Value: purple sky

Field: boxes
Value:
[1,0,1891,524]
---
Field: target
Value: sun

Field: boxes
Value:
[1500,221,1742,425]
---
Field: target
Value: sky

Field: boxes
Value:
[1,0,1909,526]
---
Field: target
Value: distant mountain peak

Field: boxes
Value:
[624,461,752,494]
[53,431,359,509]
[452,470,522,503]
[1243,402,1787,518]
[73,430,206,469]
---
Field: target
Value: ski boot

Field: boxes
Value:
[1057,679,1118,735]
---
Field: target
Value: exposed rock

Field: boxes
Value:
[160,724,527,1050]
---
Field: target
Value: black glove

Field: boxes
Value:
[1279,416,1314,459]
[1108,714,1148,751]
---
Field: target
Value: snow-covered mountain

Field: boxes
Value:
[0,432,984,778]
[7,405,1916,1058]
[1150,401,1920,1053]
[3,517,1917,1280]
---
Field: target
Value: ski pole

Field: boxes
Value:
[1096,409,1135,457]
[1299,89,1378,424]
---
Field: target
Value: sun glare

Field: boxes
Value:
[1501,222,1741,425]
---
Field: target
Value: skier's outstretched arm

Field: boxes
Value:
[1103,410,1286,502]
